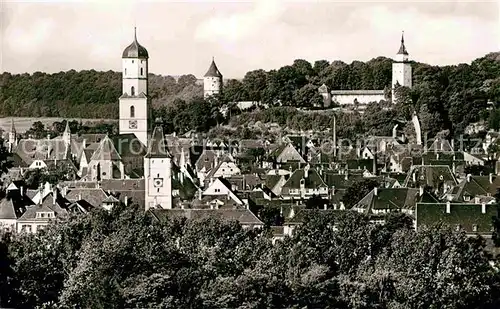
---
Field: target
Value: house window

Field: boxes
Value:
[125,68,127,76]
[140,68,143,75]
[130,105,135,118]
[157,188,160,193]
[215,188,221,193]
[132,60,134,64]
[473,225,478,232]
[131,87,135,96]
[157,173,160,178]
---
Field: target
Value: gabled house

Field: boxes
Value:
[404,165,457,195]
[281,164,329,199]
[446,174,500,203]
[268,143,306,165]
[0,183,33,231]
[202,177,244,206]
[353,187,438,223]
[16,189,69,233]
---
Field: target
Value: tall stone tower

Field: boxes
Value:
[8,119,16,152]
[391,32,412,103]
[144,120,172,210]
[119,27,149,147]
[203,57,223,99]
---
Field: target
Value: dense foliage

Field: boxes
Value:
[3,53,500,136]
[1,205,499,309]
[0,71,201,118]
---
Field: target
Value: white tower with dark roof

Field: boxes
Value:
[203,57,223,98]
[8,118,16,152]
[119,27,149,147]
[144,119,172,210]
[392,31,412,103]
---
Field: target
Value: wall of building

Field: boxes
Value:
[330,92,386,105]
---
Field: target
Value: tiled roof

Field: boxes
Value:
[17,192,68,222]
[204,59,222,78]
[112,134,146,158]
[100,179,145,191]
[416,202,497,235]
[355,188,438,213]
[64,188,108,208]
[404,165,457,188]
[90,135,121,161]
[145,125,170,158]
[14,138,69,165]
[283,167,328,190]
[284,208,339,225]
[150,208,263,225]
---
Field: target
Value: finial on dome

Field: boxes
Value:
[134,27,137,41]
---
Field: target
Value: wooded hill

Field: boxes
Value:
[2,52,500,135]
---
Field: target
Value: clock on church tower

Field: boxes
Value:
[153,178,163,187]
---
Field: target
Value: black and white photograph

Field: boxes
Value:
[0,0,500,308]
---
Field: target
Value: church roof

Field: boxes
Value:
[204,58,222,78]
[145,124,171,158]
[397,32,409,55]
[122,27,149,59]
[90,135,122,161]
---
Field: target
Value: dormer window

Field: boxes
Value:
[473,225,478,232]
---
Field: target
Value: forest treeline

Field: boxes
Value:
[0,204,499,308]
[3,52,500,135]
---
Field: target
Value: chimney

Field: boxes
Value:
[419,186,424,197]
[78,193,82,201]
[446,201,451,214]
[62,186,68,197]
[198,189,202,200]
[345,172,348,181]
[124,196,128,206]
[374,187,378,196]
[323,203,327,210]
[304,165,309,178]
[52,189,57,205]
[489,173,493,184]
[482,203,486,214]
[356,147,361,158]
[452,162,456,174]
[210,204,214,210]
[467,174,472,182]
[332,185,336,195]
[412,171,416,182]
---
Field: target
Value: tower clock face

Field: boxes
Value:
[153,178,163,188]
[129,120,138,129]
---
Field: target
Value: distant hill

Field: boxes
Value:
[0,70,203,119]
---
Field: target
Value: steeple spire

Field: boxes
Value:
[397,30,408,55]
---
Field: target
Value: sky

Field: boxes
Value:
[0,0,499,79]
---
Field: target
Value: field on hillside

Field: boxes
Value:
[0,117,117,133]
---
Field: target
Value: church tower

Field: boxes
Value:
[203,57,223,99]
[391,32,412,103]
[144,119,172,210]
[8,119,16,152]
[119,27,149,147]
